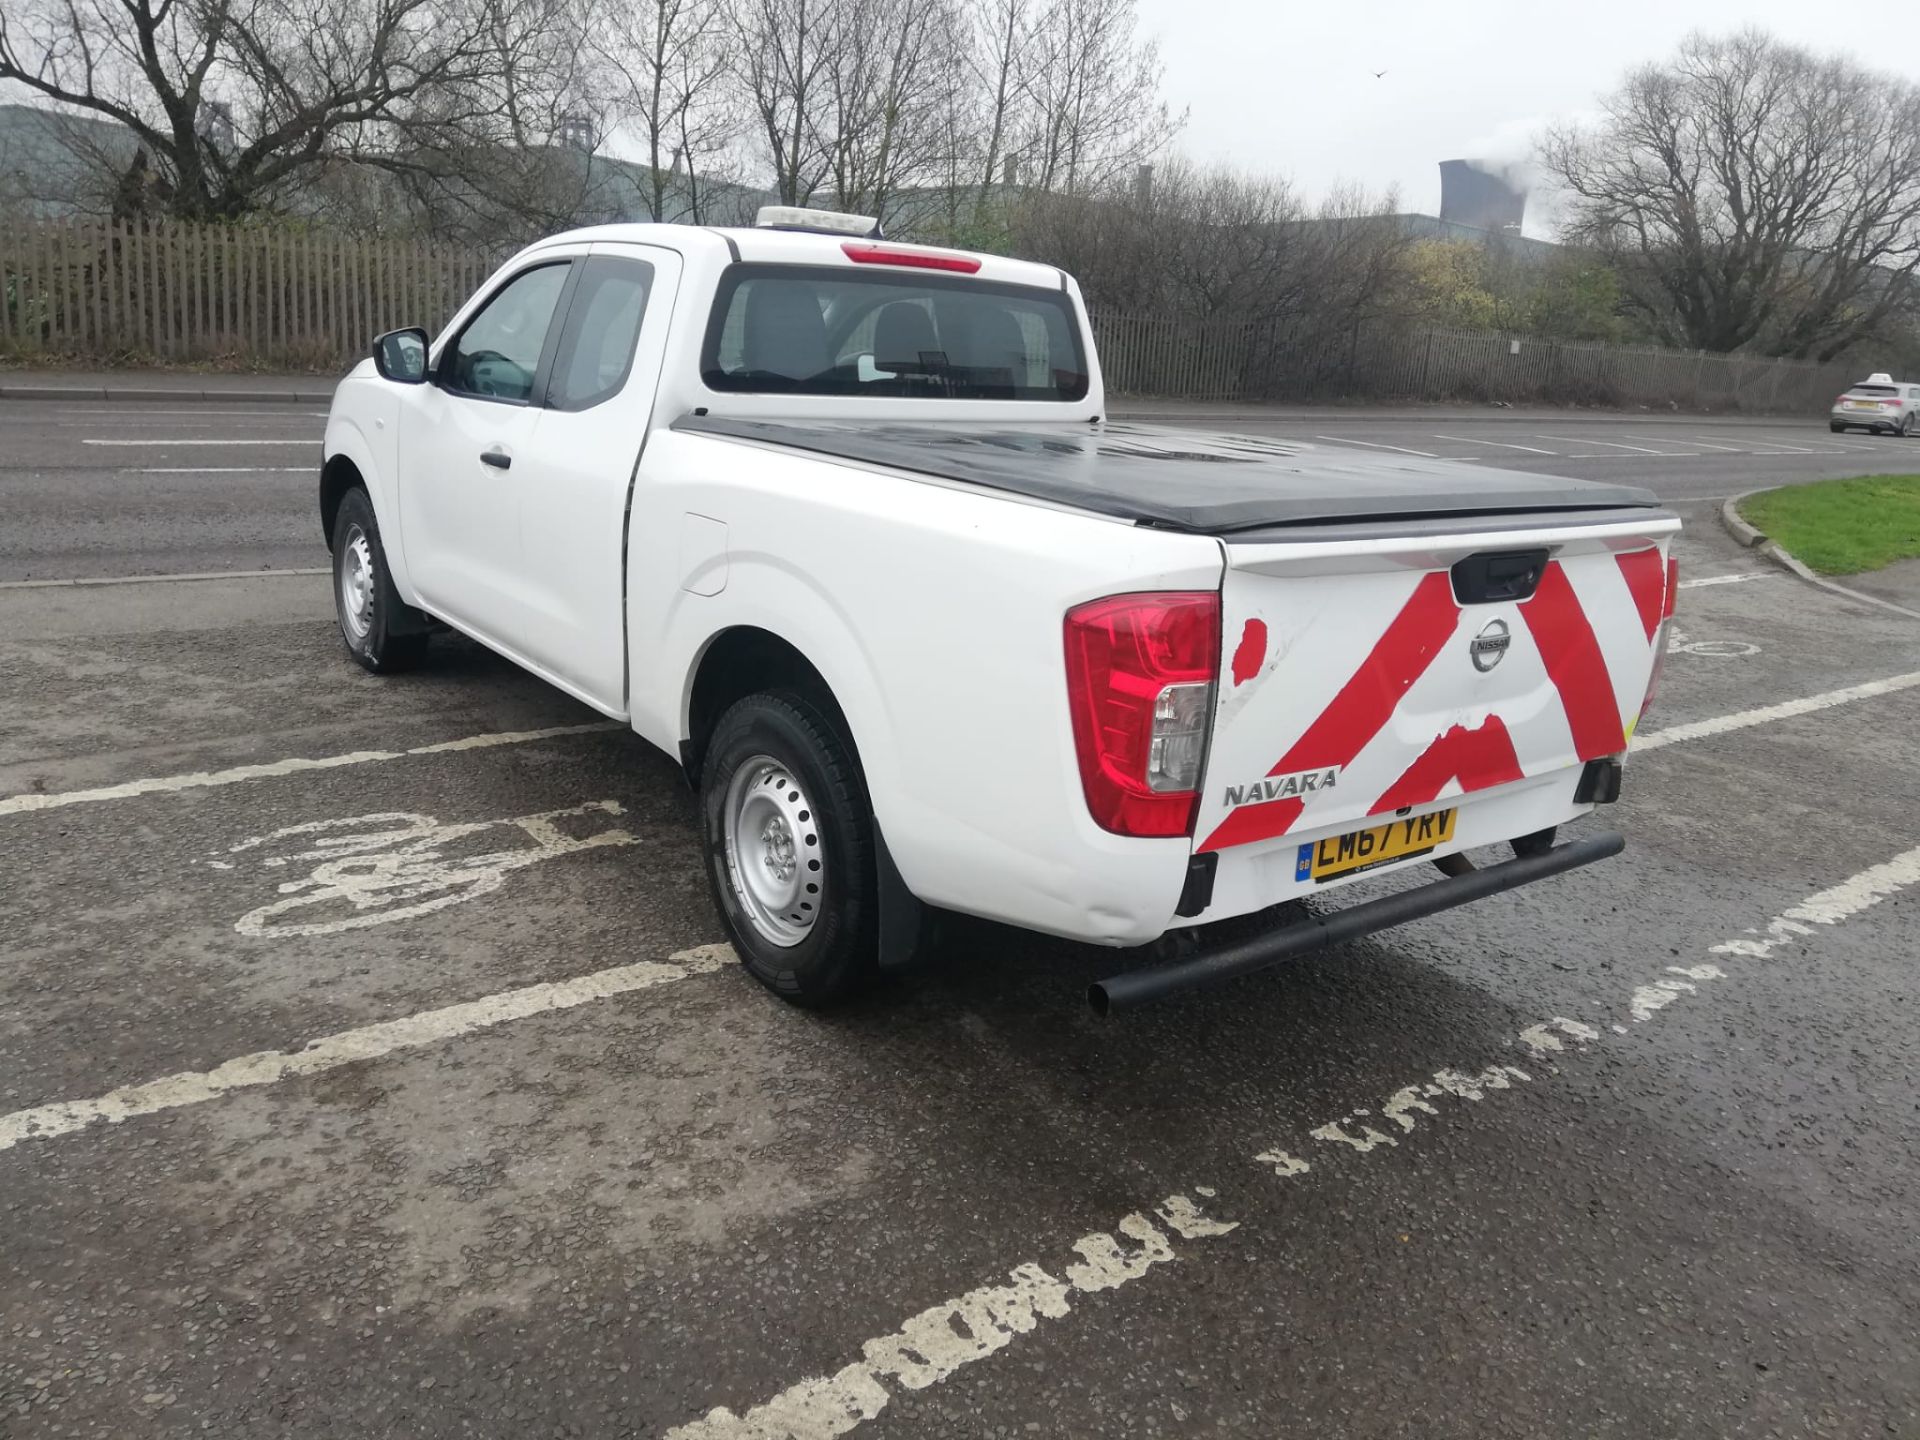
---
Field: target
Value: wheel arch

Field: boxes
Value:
[682,625,855,786]
[321,405,418,603]
[320,453,364,550]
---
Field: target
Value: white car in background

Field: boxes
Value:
[1830,373,1920,435]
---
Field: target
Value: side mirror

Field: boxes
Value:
[373,327,429,384]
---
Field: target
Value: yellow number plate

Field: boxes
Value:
[1295,809,1457,883]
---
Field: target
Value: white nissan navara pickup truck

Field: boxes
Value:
[320,208,1680,1012]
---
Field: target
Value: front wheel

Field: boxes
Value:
[332,487,429,673]
[700,691,880,1006]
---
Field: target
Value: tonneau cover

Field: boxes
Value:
[672,416,1662,534]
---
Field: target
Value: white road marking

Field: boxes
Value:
[1312,435,1439,456]
[1726,437,1823,455]
[1315,1065,1533,1153]
[1532,434,1679,455]
[681,839,1920,1440]
[1678,572,1771,589]
[666,1191,1238,1440]
[226,801,637,937]
[1665,624,1760,658]
[1429,434,1558,454]
[1633,670,1920,752]
[1262,849,1920,1171]
[1517,1018,1601,1054]
[81,438,315,446]
[1673,435,1747,452]
[0,567,329,589]
[1629,964,1725,1021]
[0,722,623,818]
[1713,845,1920,957]
[1672,636,1761,657]
[0,944,737,1154]
[123,466,310,474]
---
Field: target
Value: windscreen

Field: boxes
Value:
[702,264,1089,401]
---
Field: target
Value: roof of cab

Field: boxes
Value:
[525,221,1068,292]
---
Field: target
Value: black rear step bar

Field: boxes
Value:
[1088,831,1625,1015]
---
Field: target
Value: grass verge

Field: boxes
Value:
[1740,475,1920,574]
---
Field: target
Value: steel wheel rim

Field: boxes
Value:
[722,756,823,948]
[339,523,375,642]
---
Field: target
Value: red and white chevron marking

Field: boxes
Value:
[1196,547,1671,854]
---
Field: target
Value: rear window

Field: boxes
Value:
[1851,384,1898,395]
[702,264,1088,401]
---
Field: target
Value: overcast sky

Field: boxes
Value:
[1133,0,1920,233]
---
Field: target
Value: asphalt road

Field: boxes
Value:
[4,400,1920,580]
[2,398,1917,1439]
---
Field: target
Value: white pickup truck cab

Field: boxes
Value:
[321,209,1681,1011]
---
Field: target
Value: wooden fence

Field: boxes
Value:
[0,216,1860,413]
[0,218,500,367]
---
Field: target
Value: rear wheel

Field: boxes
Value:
[332,488,429,673]
[1511,825,1558,859]
[1830,421,1846,433]
[700,691,879,1006]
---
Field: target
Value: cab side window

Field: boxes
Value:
[545,256,655,411]
[442,263,571,403]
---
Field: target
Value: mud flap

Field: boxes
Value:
[875,824,932,970]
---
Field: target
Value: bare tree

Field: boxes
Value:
[1540,29,1920,360]
[818,0,966,228]
[730,0,838,206]
[1017,0,1180,196]
[1014,162,1405,309]
[965,0,1024,221]
[594,0,736,222]
[0,0,570,220]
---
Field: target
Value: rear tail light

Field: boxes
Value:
[1064,592,1220,837]
[1638,556,1679,726]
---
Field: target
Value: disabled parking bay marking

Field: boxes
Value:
[221,800,639,938]
[1,674,1916,1159]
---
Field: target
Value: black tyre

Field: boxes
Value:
[1902,414,1914,438]
[1830,421,1846,433]
[331,487,429,673]
[700,691,879,1006]
[1511,825,1558,859]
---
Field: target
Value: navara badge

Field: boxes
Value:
[1470,619,1511,672]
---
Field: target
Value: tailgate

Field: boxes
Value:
[1194,512,1679,858]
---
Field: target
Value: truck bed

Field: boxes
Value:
[672,416,1662,534]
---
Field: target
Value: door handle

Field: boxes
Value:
[480,448,512,470]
